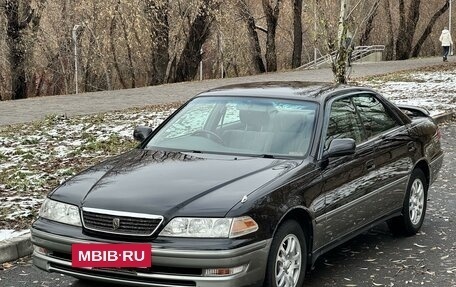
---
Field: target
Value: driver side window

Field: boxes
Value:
[325,97,365,149]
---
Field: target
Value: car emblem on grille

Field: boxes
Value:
[112,218,120,230]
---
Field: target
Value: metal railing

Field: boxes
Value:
[297,45,385,70]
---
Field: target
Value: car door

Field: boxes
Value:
[319,96,379,246]
[351,94,414,217]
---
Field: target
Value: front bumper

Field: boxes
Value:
[31,228,271,287]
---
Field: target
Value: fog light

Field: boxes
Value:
[203,264,248,277]
[33,245,48,254]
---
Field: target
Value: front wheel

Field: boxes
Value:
[388,169,427,236]
[264,220,307,287]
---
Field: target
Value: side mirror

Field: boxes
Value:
[133,126,153,142]
[325,138,356,158]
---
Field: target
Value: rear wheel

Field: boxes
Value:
[264,220,307,287]
[388,169,427,236]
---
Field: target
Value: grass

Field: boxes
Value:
[0,102,180,230]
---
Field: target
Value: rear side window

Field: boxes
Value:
[325,97,365,149]
[352,95,399,138]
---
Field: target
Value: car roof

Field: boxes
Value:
[196,81,373,102]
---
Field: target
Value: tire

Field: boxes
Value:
[264,220,307,287]
[387,169,427,236]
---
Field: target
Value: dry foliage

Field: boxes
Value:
[0,0,452,100]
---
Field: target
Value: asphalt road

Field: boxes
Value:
[1,123,455,287]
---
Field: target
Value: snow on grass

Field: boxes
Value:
[0,229,29,241]
[359,65,456,115]
[0,103,179,231]
[1,66,456,234]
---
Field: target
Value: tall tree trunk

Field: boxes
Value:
[238,0,266,73]
[359,0,380,46]
[119,13,136,88]
[4,0,45,100]
[173,0,219,82]
[395,0,421,60]
[395,0,407,59]
[262,0,281,72]
[333,0,349,84]
[110,16,128,89]
[291,0,302,68]
[384,0,395,60]
[5,0,32,100]
[145,0,169,85]
[83,34,95,92]
[412,0,449,57]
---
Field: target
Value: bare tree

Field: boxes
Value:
[332,0,350,84]
[412,0,449,57]
[144,0,169,85]
[395,0,421,60]
[110,13,128,89]
[2,0,44,100]
[1,0,453,101]
[383,0,395,60]
[262,0,281,72]
[291,0,302,68]
[359,0,380,46]
[172,0,220,82]
[238,0,266,73]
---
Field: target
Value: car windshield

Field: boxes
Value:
[146,97,318,157]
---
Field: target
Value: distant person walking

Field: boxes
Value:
[439,27,453,62]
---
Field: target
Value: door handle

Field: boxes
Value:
[407,142,416,152]
[365,160,376,171]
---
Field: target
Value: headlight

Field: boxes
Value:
[39,198,82,226]
[159,216,258,238]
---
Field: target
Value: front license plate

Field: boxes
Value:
[71,243,152,268]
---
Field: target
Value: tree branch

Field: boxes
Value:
[255,25,268,33]
[412,0,449,57]
[18,8,34,30]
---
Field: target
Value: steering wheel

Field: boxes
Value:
[191,130,224,145]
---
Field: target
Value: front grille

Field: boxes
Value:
[82,208,163,237]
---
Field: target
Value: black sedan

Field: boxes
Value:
[31,82,443,287]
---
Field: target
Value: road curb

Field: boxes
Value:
[433,112,455,124]
[0,233,32,264]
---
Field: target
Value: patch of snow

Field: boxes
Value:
[0,229,30,241]
[362,68,456,114]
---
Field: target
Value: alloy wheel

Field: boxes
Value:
[274,234,302,287]
[409,178,425,226]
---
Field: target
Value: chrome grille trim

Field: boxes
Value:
[81,207,164,237]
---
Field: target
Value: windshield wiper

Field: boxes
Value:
[262,154,275,158]
[179,150,202,154]
[248,154,276,159]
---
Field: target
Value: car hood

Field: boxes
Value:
[50,149,303,218]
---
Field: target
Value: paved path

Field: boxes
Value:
[0,57,449,126]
